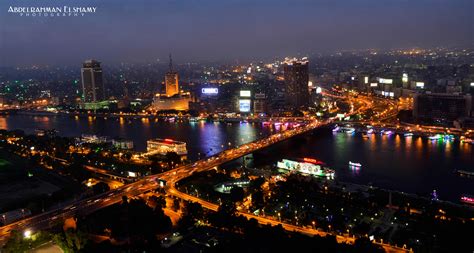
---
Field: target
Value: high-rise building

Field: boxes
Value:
[413,92,472,124]
[81,60,104,103]
[165,54,179,97]
[253,93,266,113]
[283,57,310,108]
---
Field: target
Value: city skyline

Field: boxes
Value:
[1,0,473,66]
[1,1,473,252]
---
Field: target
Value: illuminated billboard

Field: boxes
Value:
[402,73,408,83]
[239,99,251,112]
[370,83,378,87]
[201,88,218,94]
[416,82,425,88]
[470,82,474,87]
[382,91,395,97]
[364,76,369,84]
[240,90,251,97]
[378,78,393,84]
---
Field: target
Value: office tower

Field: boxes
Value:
[165,54,179,97]
[81,60,104,102]
[413,92,472,124]
[283,57,310,108]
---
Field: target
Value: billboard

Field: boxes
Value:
[240,90,251,97]
[201,88,218,94]
[415,82,425,88]
[378,78,393,84]
[382,91,394,97]
[402,73,408,83]
[239,99,251,112]
[370,83,378,87]
[364,76,369,84]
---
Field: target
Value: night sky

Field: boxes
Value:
[1,0,473,66]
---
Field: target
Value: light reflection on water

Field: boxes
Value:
[329,131,473,201]
[0,115,278,162]
[1,114,473,201]
[253,128,474,202]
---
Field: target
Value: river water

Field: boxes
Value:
[1,114,473,202]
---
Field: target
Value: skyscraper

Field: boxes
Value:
[283,57,310,108]
[81,60,104,103]
[413,92,472,124]
[165,54,179,97]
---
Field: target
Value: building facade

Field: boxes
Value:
[413,92,472,124]
[81,60,104,103]
[165,55,179,97]
[283,57,310,108]
[146,138,187,156]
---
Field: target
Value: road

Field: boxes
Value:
[1,93,403,251]
[167,183,409,253]
[0,112,335,243]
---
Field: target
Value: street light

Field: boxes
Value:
[23,229,32,239]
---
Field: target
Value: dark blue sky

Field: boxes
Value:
[1,0,473,66]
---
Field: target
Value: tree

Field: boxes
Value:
[354,237,385,253]
[230,187,245,203]
[251,190,265,210]
[92,182,110,194]
[165,152,181,168]
[148,195,166,209]
[182,201,203,221]
[65,162,91,182]
[173,198,180,211]
[53,228,88,253]
[3,230,52,253]
[249,177,265,192]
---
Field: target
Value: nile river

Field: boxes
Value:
[1,114,473,202]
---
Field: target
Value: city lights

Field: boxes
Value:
[239,90,251,97]
[23,230,32,239]
[1,3,473,251]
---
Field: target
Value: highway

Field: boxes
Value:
[0,93,404,251]
[0,113,334,243]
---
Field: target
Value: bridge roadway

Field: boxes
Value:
[1,95,398,249]
[0,118,332,243]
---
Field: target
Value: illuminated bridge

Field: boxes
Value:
[0,118,331,243]
[0,94,405,250]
